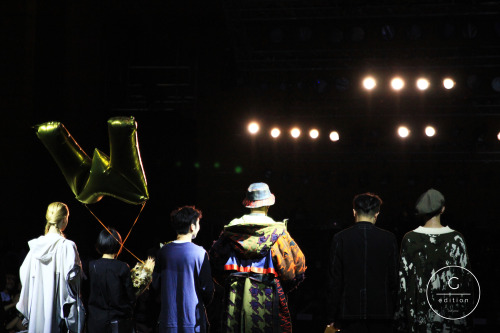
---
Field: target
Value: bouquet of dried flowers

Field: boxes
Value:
[130,257,155,293]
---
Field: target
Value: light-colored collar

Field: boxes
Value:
[226,214,278,227]
[413,226,454,235]
[173,240,190,243]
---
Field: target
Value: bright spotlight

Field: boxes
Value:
[329,131,340,142]
[309,129,319,139]
[270,128,281,138]
[416,78,430,90]
[497,132,500,141]
[425,126,436,137]
[443,78,455,89]
[290,128,301,138]
[398,126,410,138]
[362,77,377,90]
[248,122,260,134]
[391,77,405,91]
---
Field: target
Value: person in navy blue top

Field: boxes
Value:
[153,206,214,333]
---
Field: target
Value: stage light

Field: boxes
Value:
[309,129,319,139]
[391,77,405,91]
[443,78,455,89]
[315,80,328,93]
[270,28,284,43]
[398,126,410,138]
[406,24,422,40]
[381,25,396,41]
[350,26,365,42]
[270,128,281,138]
[442,23,455,39]
[462,22,478,39]
[297,26,313,42]
[466,74,481,91]
[497,132,500,141]
[335,77,350,91]
[248,122,260,134]
[416,78,430,90]
[491,77,500,92]
[291,128,301,138]
[362,77,376,90]
[329,131,340,142]
[425,126,436,137]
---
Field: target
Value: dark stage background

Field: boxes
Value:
[1,1,499,331]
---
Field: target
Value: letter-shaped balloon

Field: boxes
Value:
[35,116,149,204]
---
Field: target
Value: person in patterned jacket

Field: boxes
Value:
[395,189,472,332]
[209,182,306,333]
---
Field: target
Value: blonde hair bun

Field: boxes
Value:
[45,202,69,234]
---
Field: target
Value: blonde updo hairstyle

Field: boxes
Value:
[44,202,69,235]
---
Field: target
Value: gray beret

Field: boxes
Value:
[415,188,445,215]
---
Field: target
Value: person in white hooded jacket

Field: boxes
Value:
[16,202,84,333]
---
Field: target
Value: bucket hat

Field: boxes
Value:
[242,182,275,208]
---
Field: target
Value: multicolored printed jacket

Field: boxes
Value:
[210,214,306,332]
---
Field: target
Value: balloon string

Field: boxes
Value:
[83,204,144,264]
[122,202,146,247]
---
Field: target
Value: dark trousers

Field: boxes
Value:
[340,319,393,333]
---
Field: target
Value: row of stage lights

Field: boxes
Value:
[267,75,500,93]
[248,122,500,141]
[361,76,456,91]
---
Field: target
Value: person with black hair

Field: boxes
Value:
[326,193,398,333]
[152,206,214,333]
[88,228,136,333]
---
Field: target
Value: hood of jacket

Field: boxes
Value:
[27,233,65,265]
[223,214,286,258]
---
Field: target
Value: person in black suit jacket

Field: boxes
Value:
[326,193,398,333]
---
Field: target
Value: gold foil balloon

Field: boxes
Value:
[35,116,149,204]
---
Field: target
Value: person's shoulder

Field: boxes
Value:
[189,242,208,254]
[402,228,418,238]
[448,229,466,241]
[62,237,76,245]
[60,237,78,250]
[164,242,206,253]
[176,243,208,262]
[400,229,423,246]
[374,225,397,238]
[99,258,131,270]
[116,259,131,271]
[447,227,463,235]
[334,224,357,237]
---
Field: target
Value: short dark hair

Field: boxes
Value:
[353,193,383,217]
[96,227,122,255]
[170,206,202,235]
